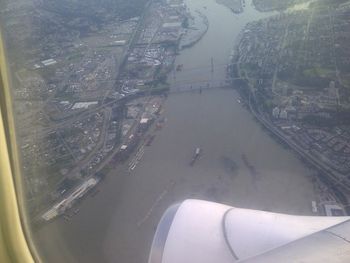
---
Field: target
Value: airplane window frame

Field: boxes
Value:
[0,28,40,263]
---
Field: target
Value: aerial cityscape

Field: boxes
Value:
[230,0,350,210]
[2,0,350,262]
[4,0,194,221]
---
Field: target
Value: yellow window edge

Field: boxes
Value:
[0,28,41,263]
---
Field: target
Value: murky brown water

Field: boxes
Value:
[34,1,316,263]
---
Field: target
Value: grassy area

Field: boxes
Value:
[303,67,336,79]
[139,83,170,94]
[153,83,170,92]
[311,0,350,9]
[253,0,311,11]
[37,66,57,80]
[68,51,84,62]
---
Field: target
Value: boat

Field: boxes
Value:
[145,135,156,146]
[176,64,183,71]
[156,122,163,130]
[190,147,201,166]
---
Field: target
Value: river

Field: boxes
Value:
[34,1,317,263]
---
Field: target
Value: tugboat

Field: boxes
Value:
[190,147,201,166]
[176,64,184,71]
[145,135,156,146]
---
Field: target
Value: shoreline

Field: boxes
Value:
[179,10,209,50]
[227,2,350,213]
[229,50,349,212]
[230,78,350,213]
[216,0,244,14]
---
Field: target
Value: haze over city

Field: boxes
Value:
[2,0,350,262]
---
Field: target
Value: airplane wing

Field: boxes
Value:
[149,199,350,263]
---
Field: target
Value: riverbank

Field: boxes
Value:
[252,0,312,12]
[216,0,243,13]
[252,0,288,12]
[247,91,349,212]
[228,0,350,213]
[230,52,348,214]
[229,53,348,213]
[179,9,209,50]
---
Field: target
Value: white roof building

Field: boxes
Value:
[272,107,280,118]
[162,22,182,28]
[279,109,288,119]
[41,58,57,66]
[140,118,149,124]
